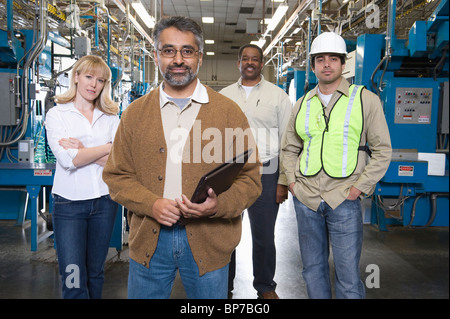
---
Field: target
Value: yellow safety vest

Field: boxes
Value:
[295,85,364,178]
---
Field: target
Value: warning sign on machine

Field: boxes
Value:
[398,165,414,177]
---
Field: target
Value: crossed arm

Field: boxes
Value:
[58,137,112,167]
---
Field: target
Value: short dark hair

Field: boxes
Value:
[238,44,263,62]
[153,16,204,53]
[310,54,346,68]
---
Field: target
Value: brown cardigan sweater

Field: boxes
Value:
[103,85,262,275]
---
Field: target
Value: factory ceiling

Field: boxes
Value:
[0,0,443,71]
[157,0,442,60]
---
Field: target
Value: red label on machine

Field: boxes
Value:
[34,169,52,176]
[398,165,414,176]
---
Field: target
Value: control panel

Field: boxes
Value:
[395,87,433,124]
[0,72,18,126]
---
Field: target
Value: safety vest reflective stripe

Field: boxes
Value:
[295,85,364,178]
[342,85,361,176]
[303,97,313,175]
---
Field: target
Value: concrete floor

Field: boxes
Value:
[0,196,448,299]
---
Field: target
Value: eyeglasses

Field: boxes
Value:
[158,47,199,58]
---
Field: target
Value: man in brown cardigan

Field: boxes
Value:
[103,16,262,299]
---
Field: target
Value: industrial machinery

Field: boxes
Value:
[0,0,156,251]
[1,0,448,257]
[357,0,449,229]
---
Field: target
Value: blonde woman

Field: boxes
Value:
[45,55,120,299]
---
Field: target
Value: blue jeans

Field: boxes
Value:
[52,194,118,299]
[128,224,229,299]
[293,197,365,299]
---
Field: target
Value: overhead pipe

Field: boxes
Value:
[110,0,153,45]
[95,5,99,49]
[276,42,284,86]
[304,16,312,94]
[107,7,111,66]
[264,0,314,57]
[385,0,397,58]
[112,1,132,94]
[370,0,397,97]
[98,1,119,67]
[317,0,322,35]
[154,0,159,84]
[6,0,13,39]
[22,0,48,114]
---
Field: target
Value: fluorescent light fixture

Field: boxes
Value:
[205,39,215,44]
[131,1,155,28]
[206,52,215,55]
[202,17,214,23]
[266,4,288,32]
[251,39,266,48]
[291,27,301,35]
[272,0,284,2]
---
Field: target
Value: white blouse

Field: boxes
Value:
[45,102,120,200]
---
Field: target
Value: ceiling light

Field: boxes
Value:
[205,40,215,44]
[291,27,301,35]
[266,4,288,32]
[272,0,284,2]
[202,17,214,23]
[206,52,215,55]
[251,39,266,48]
[131,1,155,28]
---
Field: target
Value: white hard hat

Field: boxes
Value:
[309,32,347,56]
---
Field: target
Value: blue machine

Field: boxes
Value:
[0,3,124,251]
[355,0,449,230]
[291,68,316,101]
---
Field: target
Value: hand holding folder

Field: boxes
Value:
[177,149,253,225]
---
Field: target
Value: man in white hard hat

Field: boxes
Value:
[281,32,392,298]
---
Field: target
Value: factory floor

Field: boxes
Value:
[0,195,448,300]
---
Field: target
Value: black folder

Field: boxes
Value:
[178,149,253,226]
[190,148,253,203]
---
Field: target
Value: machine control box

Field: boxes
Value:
[395,87,433,124]
[0,72,19,125]
[18,140,34,163]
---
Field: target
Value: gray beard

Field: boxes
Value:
[162,65,199,87]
